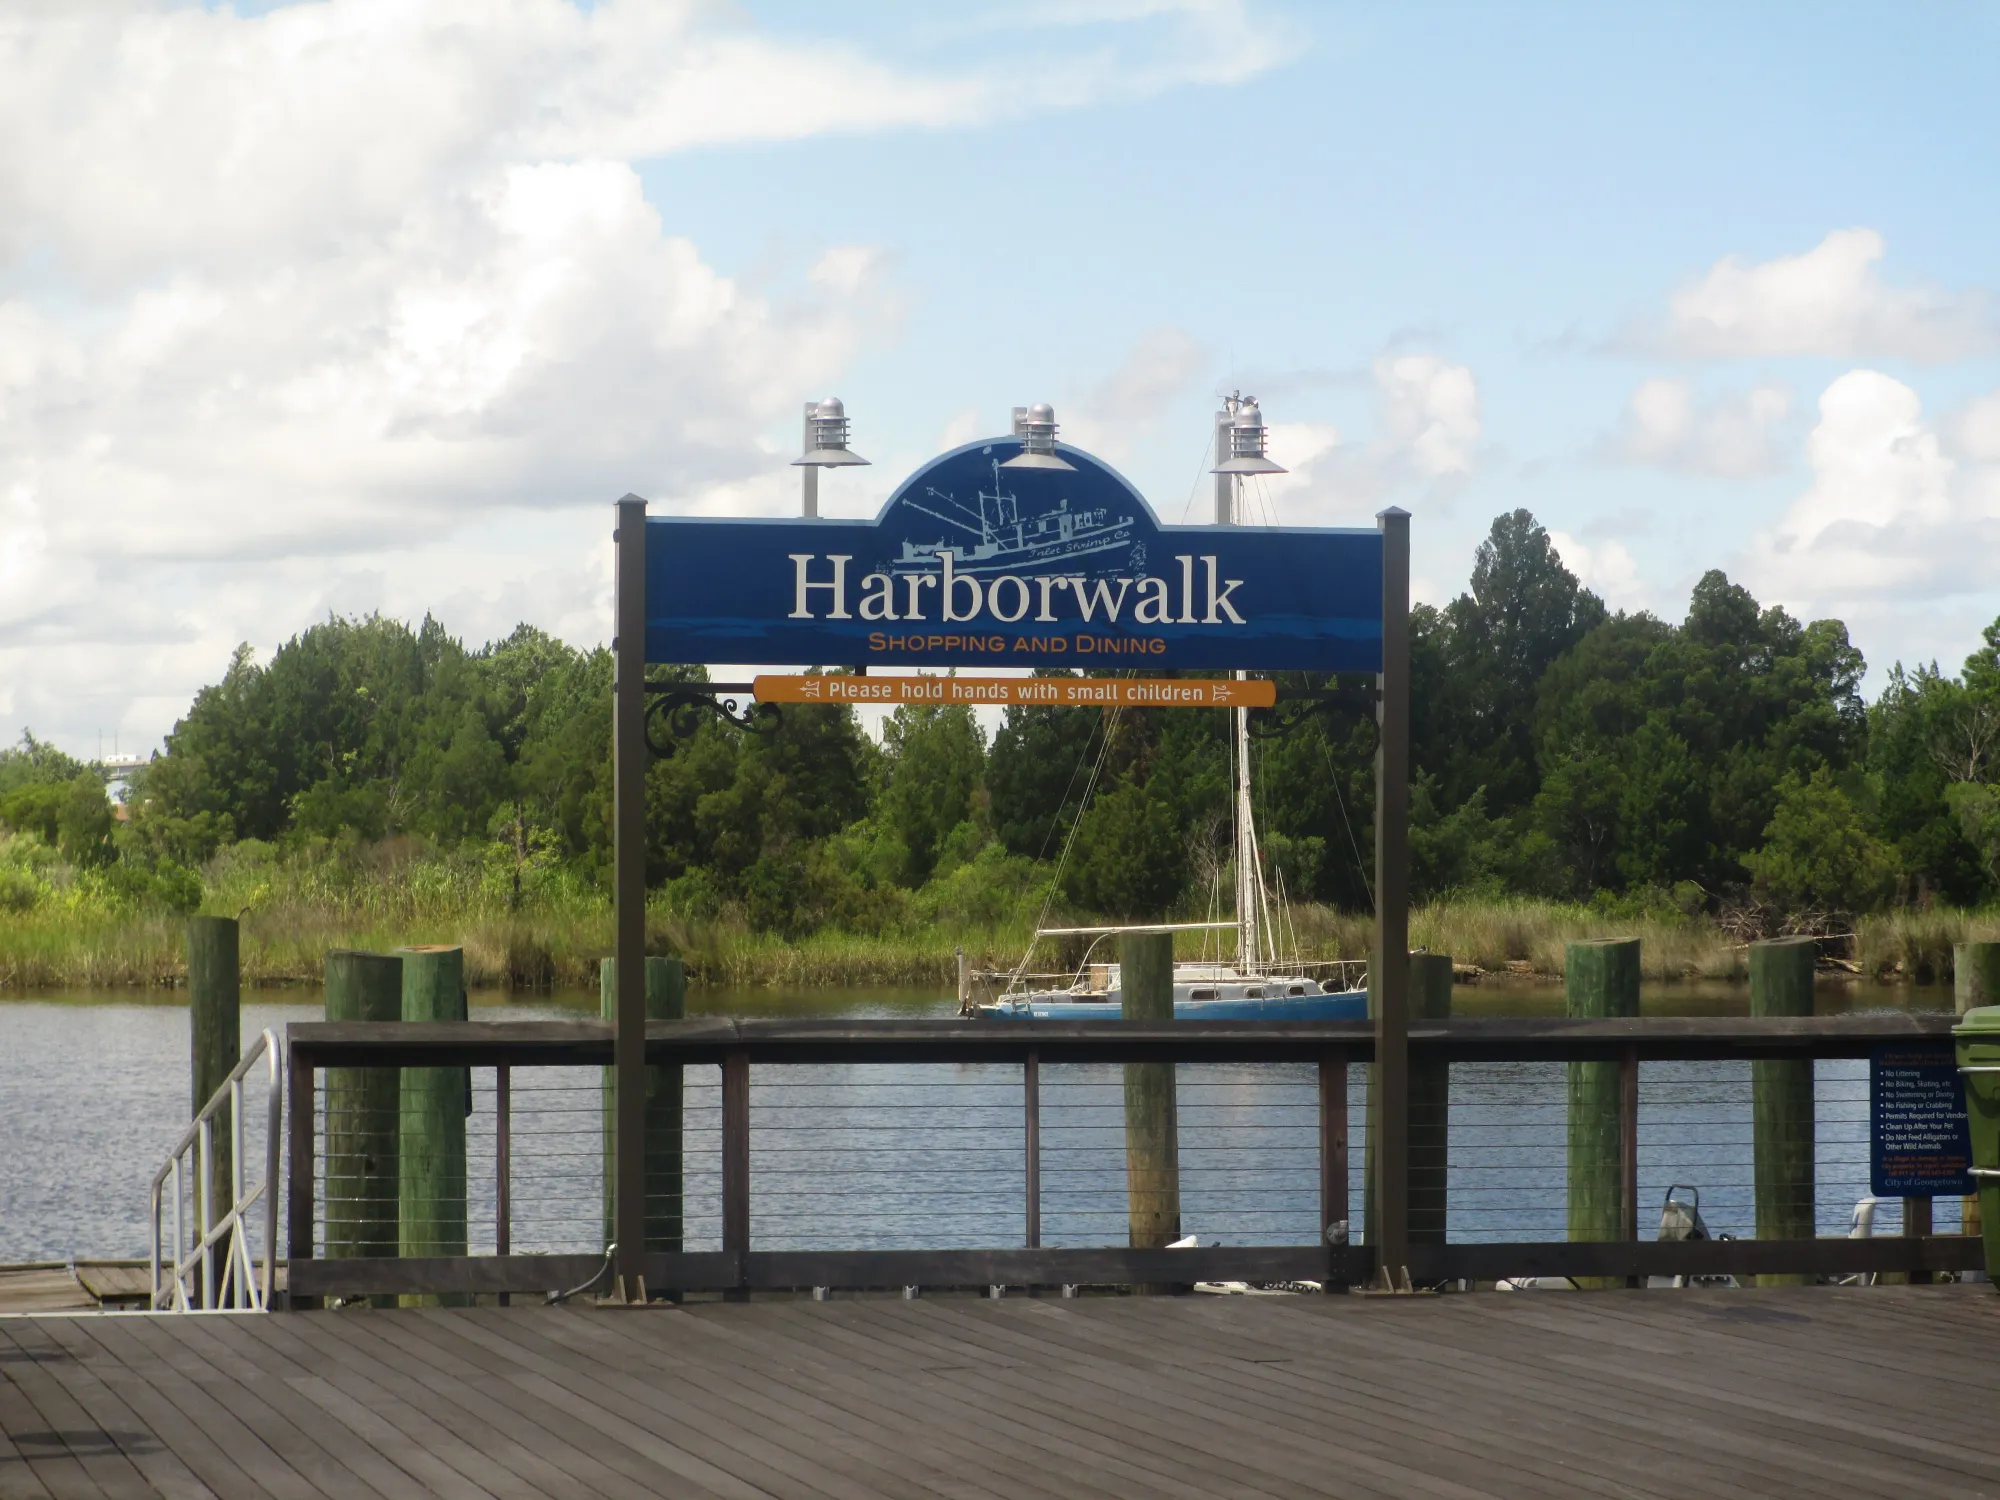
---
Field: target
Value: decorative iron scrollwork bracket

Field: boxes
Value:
[644,681,780,758]
[1248,682,1381,763]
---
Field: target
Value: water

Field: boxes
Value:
[0,980,1958,1263]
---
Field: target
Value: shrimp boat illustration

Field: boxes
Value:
[892,460,1141,578]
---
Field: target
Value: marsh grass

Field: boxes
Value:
[6,832,1997,990]
[1855,909,2000,985]
[1289,897,1751,982]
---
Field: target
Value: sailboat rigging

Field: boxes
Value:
[970,395,1368,1022]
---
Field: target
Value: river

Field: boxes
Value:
[0,980,1961,1264]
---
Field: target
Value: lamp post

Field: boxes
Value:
[792,397,868,517]
[1001,403,1076,472]
[1209,392,1285,525]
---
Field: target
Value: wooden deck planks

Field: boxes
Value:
[1275,1298,1958,1500]
[900,1298,1680,1500]
[469,1304,1038,1500]
[1421,1294,2000,1494]
[2,1287,1998,1499]
[573,1296,1120,1500]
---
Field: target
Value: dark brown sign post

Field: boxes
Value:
[1372,506,1412,1288]
[612,495,650,1300]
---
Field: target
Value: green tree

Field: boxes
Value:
[878,704,984,885]
[1059,777,1185,918]
[1745,768,1895,916]
[0,731,88,794]
[56,775,114,868]
[1422,511,1607,816]
[1409,776,1503,899]
[988,681,1102,859]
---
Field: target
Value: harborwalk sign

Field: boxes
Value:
[606,424,1412,1299]
[643,435,1384,673]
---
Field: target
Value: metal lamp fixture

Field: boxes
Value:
[792,396,868,516]
[1210,396,1286,476]
[1001,402,1076,472]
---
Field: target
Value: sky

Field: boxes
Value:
[3,0,1999,760]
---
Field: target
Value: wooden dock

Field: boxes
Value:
[2,1287,1997,1498]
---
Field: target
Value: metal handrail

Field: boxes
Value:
[150,1029,284,1312]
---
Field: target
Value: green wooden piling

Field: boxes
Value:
[601,956,686,1259]
[1959,943,2000,1242]
[1365,953,1454,1247]
[1121,932,1180,1279]
[398,945,467,1306]
[186,915,240,1263]
[1957,943,1999,1243]
[324,950,401,1307]
[1751,936,1817,1285]
[1568,939,1639,1283]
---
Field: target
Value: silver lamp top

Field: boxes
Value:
[1211,396,1287,476]
[1001,401,1075,471]
[793,396,870,468]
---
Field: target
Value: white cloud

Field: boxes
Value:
[1062,327,1208,462]
[1744,371,2000,665]
[1952,389,2000,463]
[1654,229,1996,362]
[1376,354,1480,478]
[0,0,1282,753]
[1247,354,1481,526]
[1600,377,1793,477]
[1549,530,1643,612]
[934,406,986,454]
[0,2,1277,284]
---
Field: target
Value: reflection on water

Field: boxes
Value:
[0,980,1956,1261]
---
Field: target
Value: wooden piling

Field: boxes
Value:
[398,945,467,1306]
[1751,936,1817,1285]
[186,915,240,1273]
[1957,942,2000,1244]
[1121,932,1180,1279]
[1567,938,1639,1284]
[601,956,686,1260]
[324,950,401,1307]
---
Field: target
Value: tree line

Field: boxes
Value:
[5,508,1998,931]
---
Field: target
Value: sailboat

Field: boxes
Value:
[968,694,1369,1021]
[969,393,1370,1022]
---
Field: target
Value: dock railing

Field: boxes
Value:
[282,1014,1984,1304]
[153,1027,284,1311]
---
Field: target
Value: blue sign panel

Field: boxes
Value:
[645,437,1384,671]
[1870,1043,1974,1197]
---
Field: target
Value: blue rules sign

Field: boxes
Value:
[1870,1043,1974,1197]
[644,436,1384,672]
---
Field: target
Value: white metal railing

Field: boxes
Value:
[151,1029,283,1311]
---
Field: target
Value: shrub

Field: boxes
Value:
[1744,769,1895,916]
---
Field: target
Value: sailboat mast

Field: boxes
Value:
[1215,392,1258,970]
[1209,389,1289,974]
[1234,686,1258,970]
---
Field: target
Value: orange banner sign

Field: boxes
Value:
[752,675,1278,709]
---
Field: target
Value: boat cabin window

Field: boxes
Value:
[1243,988,1263,999]
[1189,989,1216,1001]
[1287,985,1306,996]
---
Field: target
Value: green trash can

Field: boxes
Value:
[1952,1003,2000,1278]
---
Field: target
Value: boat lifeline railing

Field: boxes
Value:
[151,1029,284,1312]
[1002,921,1240,996]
